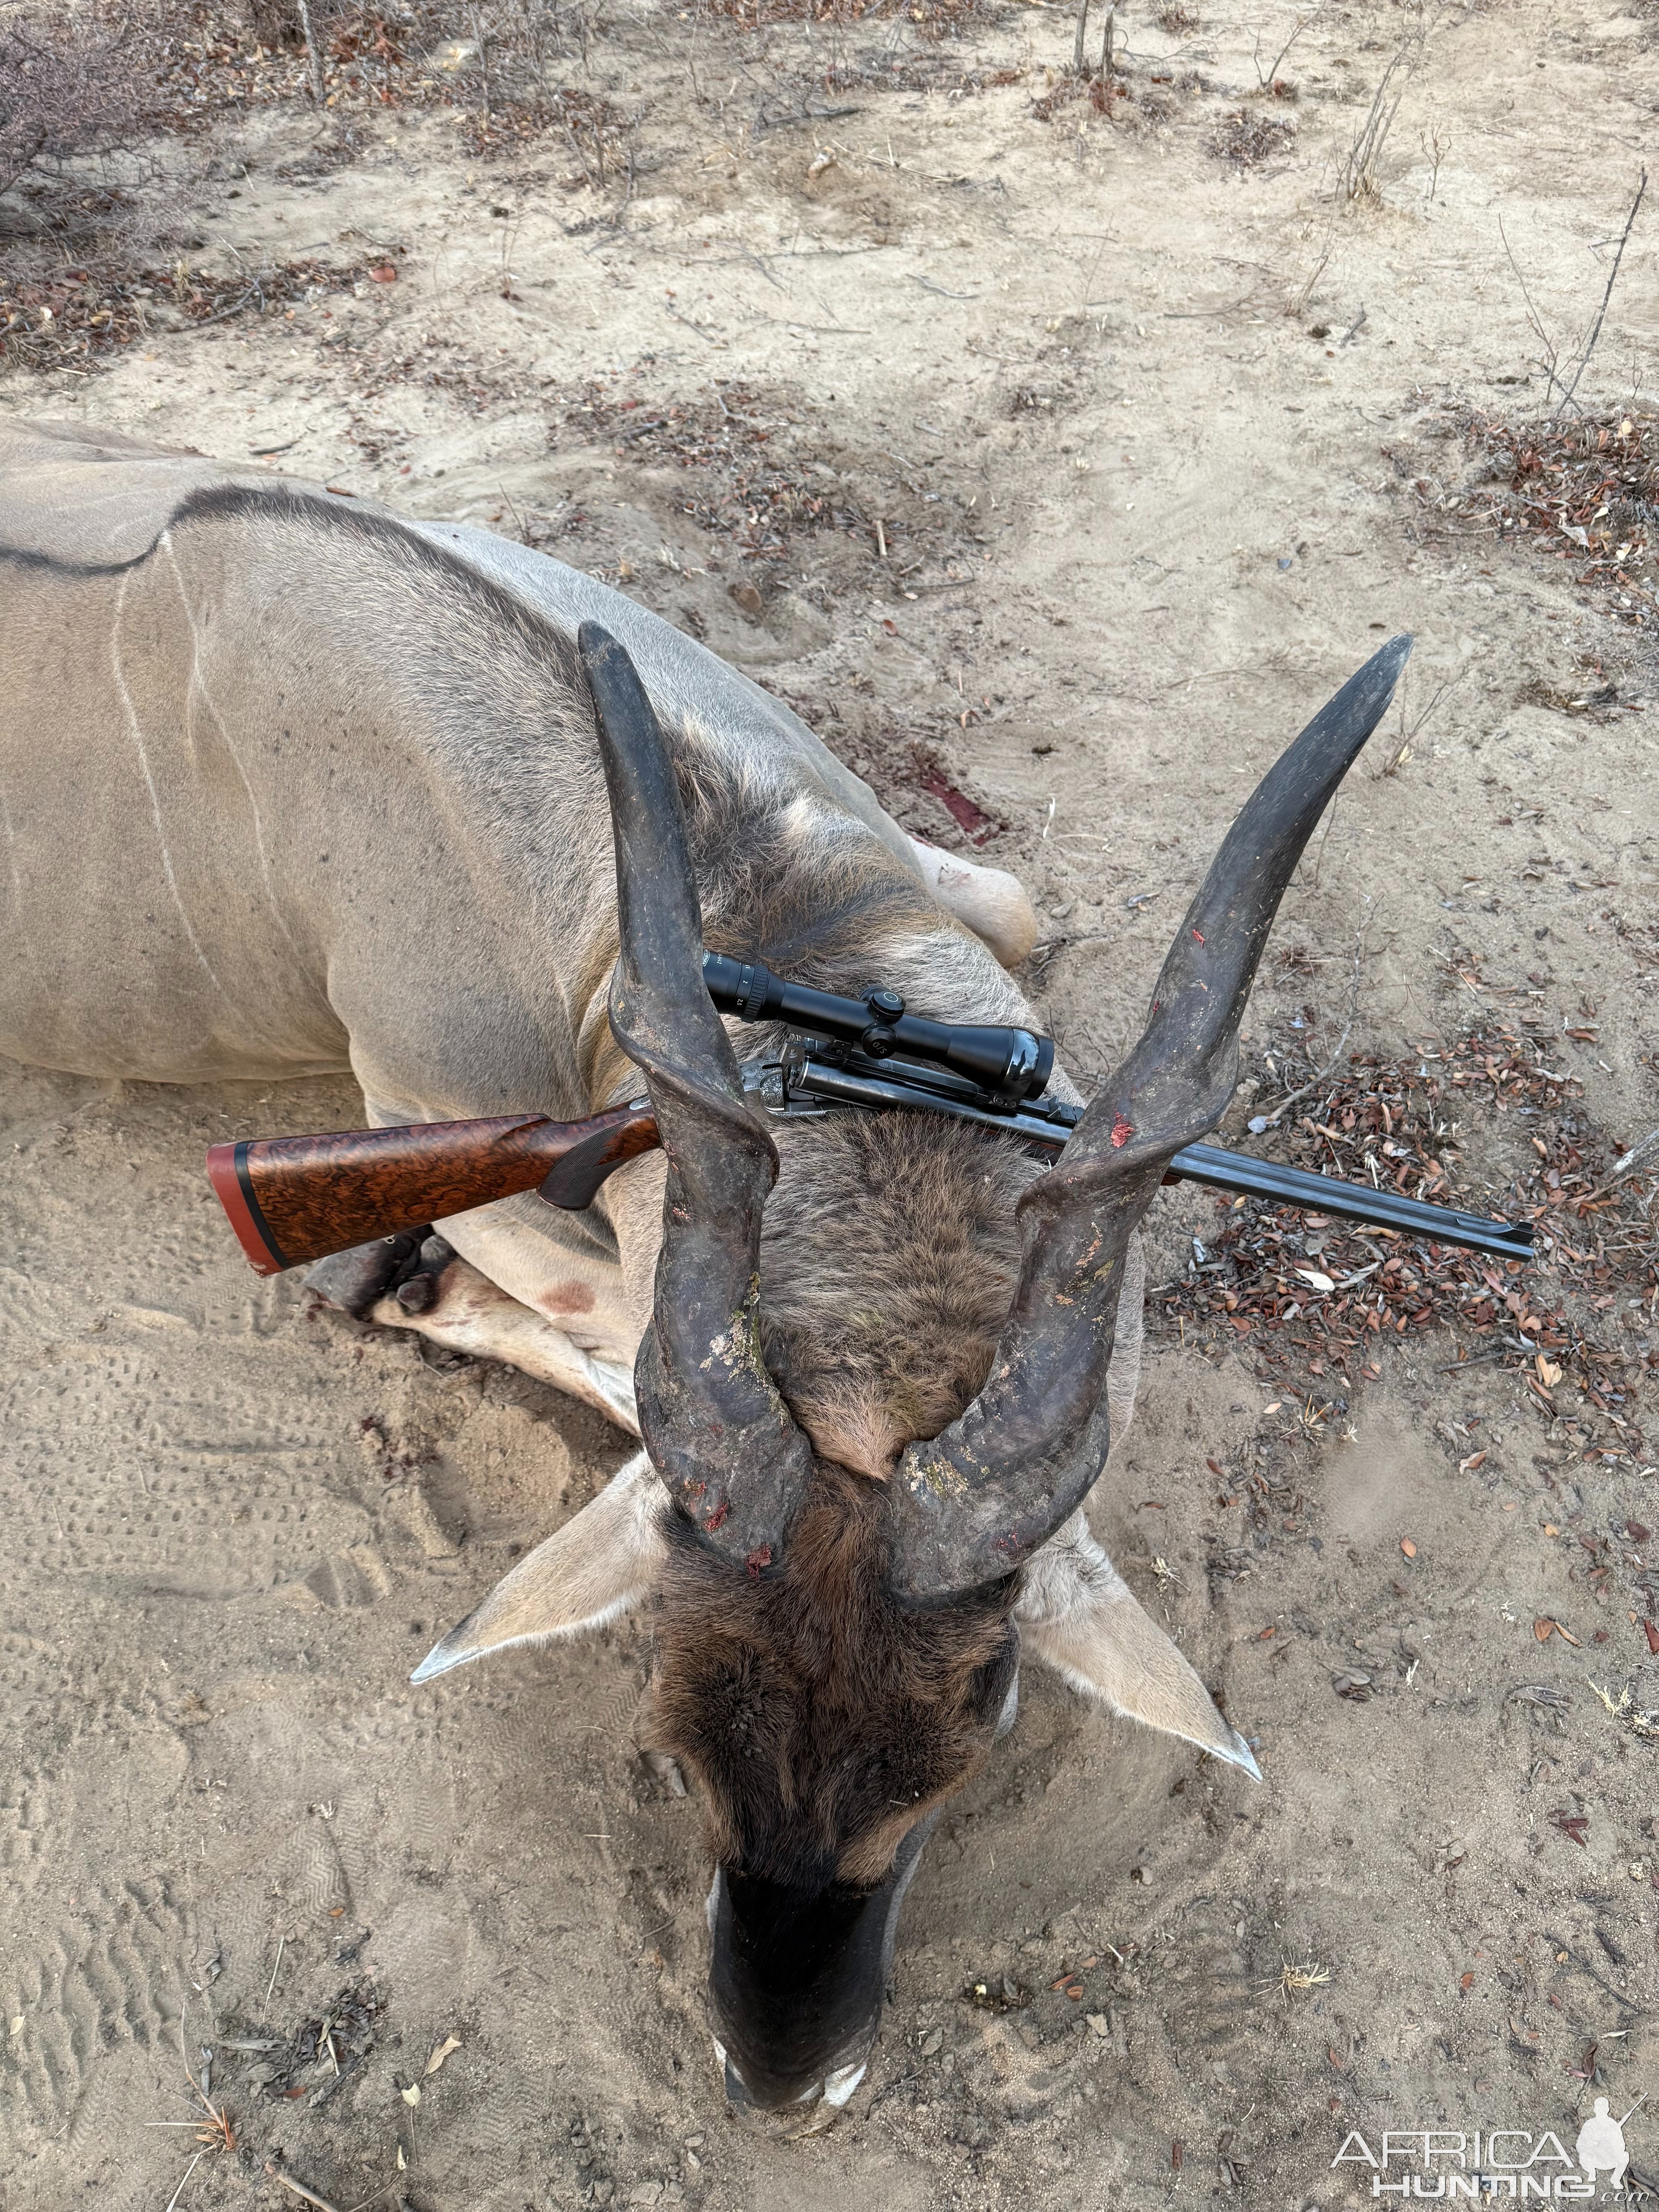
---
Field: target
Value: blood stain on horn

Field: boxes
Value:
[1111,1116,1134,1149]
[745,1546,772,1578]
[1191,928,1205,944]
[703,1501,730,1532]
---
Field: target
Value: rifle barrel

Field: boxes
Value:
[1166,1143,1532,1262]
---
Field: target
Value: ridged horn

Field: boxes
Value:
[888,634,1413,1603]
[580,622,813,1573]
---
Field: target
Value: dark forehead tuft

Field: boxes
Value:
[651,1467,1017,1888]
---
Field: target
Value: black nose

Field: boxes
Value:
[708,1813,941,2112]
[720,2048,851,2141]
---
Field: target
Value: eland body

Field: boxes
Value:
[0,419,1405,2124]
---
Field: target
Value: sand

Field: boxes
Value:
[3,0,1658,2203]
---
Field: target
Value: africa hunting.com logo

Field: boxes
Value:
[1333,2100,1646,2198]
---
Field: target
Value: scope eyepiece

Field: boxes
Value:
[701,951,1054,1104]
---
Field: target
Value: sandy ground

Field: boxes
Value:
[4,0,1659,2203]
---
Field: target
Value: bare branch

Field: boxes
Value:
[295,0,326,105]
[1558,167,1648,412]
[1252,924,1366,1130]
[1254,12,1312,92]
[1497,211,1564,405]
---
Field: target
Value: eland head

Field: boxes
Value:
[412,620,1411,2125]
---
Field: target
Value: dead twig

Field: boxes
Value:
[1557,168,1648,412]
[1377,669,1460,778]
[295,0,325,105]
[1335,22,1423,202]
[342,2185,406,2212]
[1498,212,1564,404]
[1307,792,1340,891]
[1419,120,1450,203]
[1253,12,1311,91]
[1612,1129,1659,1182]
[1288,237,1333,318]
[1252,924,1365,1129]
[268,2170,344,2212]
[163,2155,204,2212]
[173,2011,235,2153]
[495,482,527,541]
[1071,0,1115,77]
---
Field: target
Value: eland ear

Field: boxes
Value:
[412,1450,665,1683]
[1016,1513,1260,1778]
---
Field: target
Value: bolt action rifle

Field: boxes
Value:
[208,953,1532,1277]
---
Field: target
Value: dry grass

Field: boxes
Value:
[0,0,1027,301]
[1279,1960,1332,1997]
[0,0,643,365]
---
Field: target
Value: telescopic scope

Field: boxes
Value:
[702,951,1054,1104]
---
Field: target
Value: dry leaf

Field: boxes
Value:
[401,2084,421,2107]
[1400,1539,1417,1559]
[1544,1523,1560,1537]
[1536,1357,1563,1389]
[1295,1268,1335,1294]
[1533,1616,1582,1647]
[424,2035,462,2078]
[1458,1451,1487,1474]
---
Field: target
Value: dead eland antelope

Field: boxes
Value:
[0,419,1408,2126]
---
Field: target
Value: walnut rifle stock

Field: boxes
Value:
[205,1100,660,1276]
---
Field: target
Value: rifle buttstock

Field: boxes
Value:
[206,1102,661,1275]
